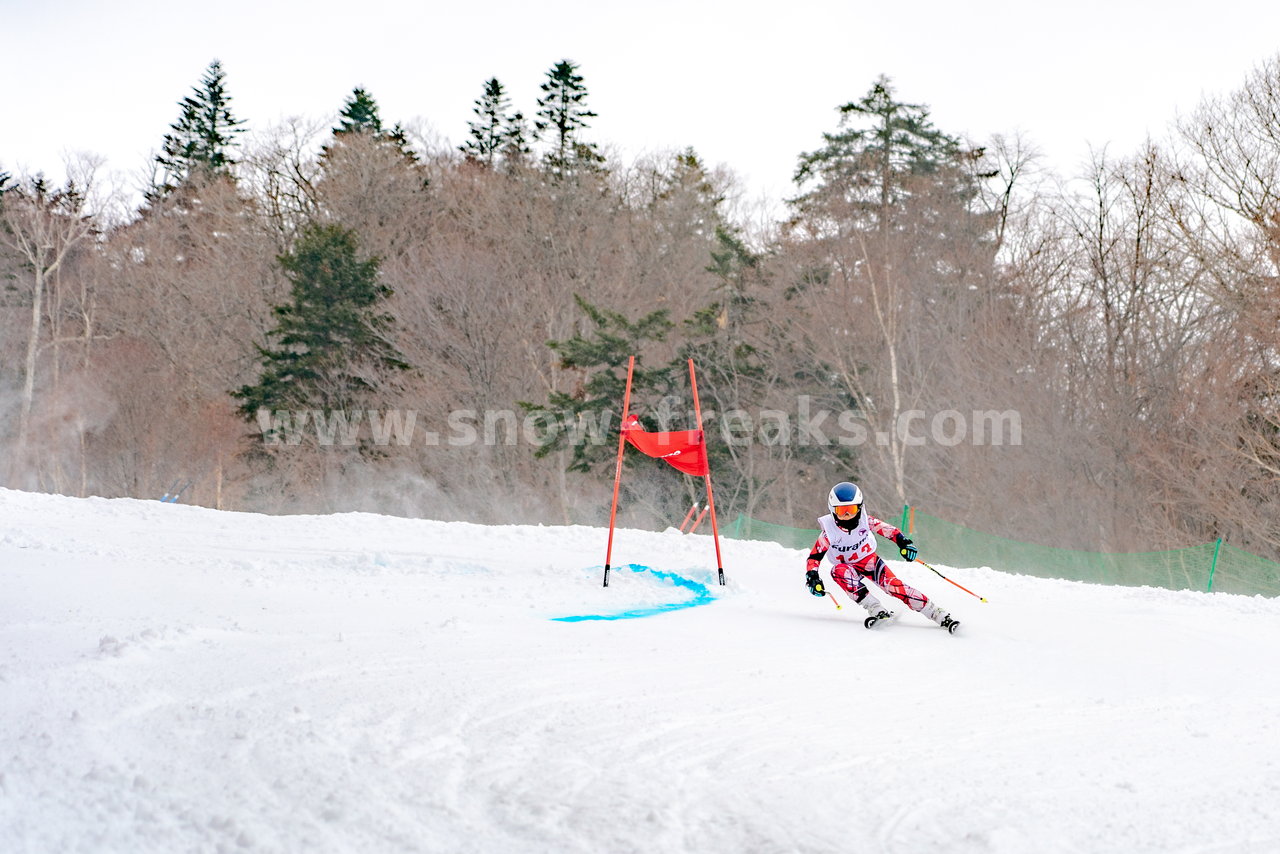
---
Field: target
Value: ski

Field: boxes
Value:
[862,609,961,633]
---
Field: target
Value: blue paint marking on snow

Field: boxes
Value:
[551,564,715,622]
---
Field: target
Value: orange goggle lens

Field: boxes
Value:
[833,503,861,514]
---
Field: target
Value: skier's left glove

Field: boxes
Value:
[895,533,918,561]
[805,569,826,596]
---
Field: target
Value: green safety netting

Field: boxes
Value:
[725,507,1280,597]
[725,515,819,552]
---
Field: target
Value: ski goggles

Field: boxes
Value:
[833,503,861,514]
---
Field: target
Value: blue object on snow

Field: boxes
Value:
[551,564,715,622]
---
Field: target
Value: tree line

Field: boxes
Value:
[2,56,1277,560]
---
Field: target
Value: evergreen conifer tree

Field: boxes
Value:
[649,149,724,241]
[460,78,529,167]
[153,59,246,196]
[791,75,996,233]
[334,87,384,135]
[521,295,675,473]
[790,75,996,296]
[534,60,603,178]
[324,87,417,163]
[234,223,409,424]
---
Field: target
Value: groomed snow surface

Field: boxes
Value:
[3,488,1279,854]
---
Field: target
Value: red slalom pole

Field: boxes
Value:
[678,502,699,532]
[688,359,725,585]
[688,504,710,534]
[602,356,635,587]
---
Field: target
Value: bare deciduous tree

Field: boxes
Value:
[0,158,101,472]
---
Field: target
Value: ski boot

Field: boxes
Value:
[863,609,896,629]
[923,603,958,634]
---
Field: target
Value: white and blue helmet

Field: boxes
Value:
[827,481,863,515]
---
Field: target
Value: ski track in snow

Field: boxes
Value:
[2,487,1280,853]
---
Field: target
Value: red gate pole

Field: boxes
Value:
[603,356,636,587]
[687,358,726,585]
[678,502,699,532]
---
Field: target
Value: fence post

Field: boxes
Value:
[1207,537,1223,592]
[900,504,910,534]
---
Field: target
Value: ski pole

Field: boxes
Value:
[915,558,988,602]
[826,590,843,611]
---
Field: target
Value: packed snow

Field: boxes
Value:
[3,487,1279,853]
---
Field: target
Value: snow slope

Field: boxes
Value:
[2,487,1279,853]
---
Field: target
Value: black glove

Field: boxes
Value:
[895,533,918,561]
[805,569,826,596]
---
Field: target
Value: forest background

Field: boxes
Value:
[3,56,1279,560]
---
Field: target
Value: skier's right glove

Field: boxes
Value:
[805,569,826,596]
[895,533,918,561]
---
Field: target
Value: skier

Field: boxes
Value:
[804,481,959,632]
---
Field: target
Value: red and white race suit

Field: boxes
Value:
[806,512,931,614]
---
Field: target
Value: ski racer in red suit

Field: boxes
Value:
[805,481,959,632]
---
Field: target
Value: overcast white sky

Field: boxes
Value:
[4,0,1278,212]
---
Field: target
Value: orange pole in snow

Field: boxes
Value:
[688,358,725,585]
[602,356,635,587]
[678,502,699,532]
[687,504,710,534]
